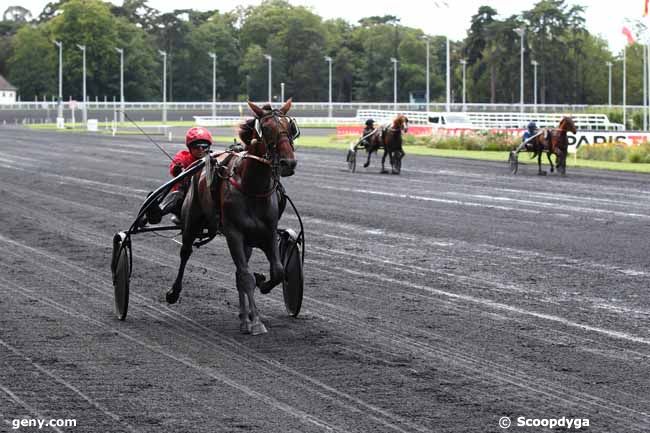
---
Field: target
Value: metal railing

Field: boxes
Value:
[0,100,645,114]
[194,116,357,126]
[356,109,624,131]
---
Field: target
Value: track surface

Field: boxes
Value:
[0,127,649,432]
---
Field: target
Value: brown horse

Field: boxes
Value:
[166,99,297,335]
[363,114,408,174]
[526,116,576,176]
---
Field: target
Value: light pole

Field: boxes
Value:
[514,27,525,113]
[390,57,398,111]
[641,44,648,131]
[263,54,272,102]
[421,35,430,114]
[623,47,627,128]
[324,56,333,118]
[115,47,124,122]
[159,50,167,124]
[77,44,87,124]
[281,82,285,102]
[446,36,450,112]
[208,52,217,118]
[606,61,612,106]
[531,60,538,112]
[460,59,467,110]
[54,40,63,124]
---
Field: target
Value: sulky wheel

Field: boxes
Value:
[278,229,303,317]
[347,149,357,173]
[509,151,519,175]
[111,232,131,321]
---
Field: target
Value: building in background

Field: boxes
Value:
[0,75,17,103]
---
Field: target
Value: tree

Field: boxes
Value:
[184,12,241,101]
[110,0,159,32]
[239,0,327,101]
[7,25,55,99]
[3,6,32,22]
[463,6,496,102]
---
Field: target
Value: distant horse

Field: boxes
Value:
[526,116,576,176]
[363,114,408,174]
[166,99,298,335]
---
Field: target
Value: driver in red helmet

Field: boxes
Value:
[142,126,212,226]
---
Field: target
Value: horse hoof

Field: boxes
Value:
[240,321,251,334]
[165,289,180,304]
[250,321,268,335]
[380,169,389,174]
[254,272,266,287]
[538,171,547,176]
[259,284,274,295]
[363,163,370,168]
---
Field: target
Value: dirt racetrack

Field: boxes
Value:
[0,127,649,432]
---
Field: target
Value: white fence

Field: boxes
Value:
[355,109,623,131]
[0,100,646,115]
[194,116,357,127]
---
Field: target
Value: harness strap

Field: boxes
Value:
[242,153,272,166]
[228,177,277,198]
[523,130,544,145]
[360,129,378,141]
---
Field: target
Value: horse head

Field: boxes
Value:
[245,99,298,177]
[560,116,577,134]
[394,114,409,133]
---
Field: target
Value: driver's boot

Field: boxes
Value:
[159,191,184,225]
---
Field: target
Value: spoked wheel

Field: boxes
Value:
[111,232,131,320]
[509,151,519,175]
[279,229,303,317]
[347,149,357,173]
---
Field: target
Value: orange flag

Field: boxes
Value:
[622,26,636,45]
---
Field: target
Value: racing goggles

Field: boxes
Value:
[189,141,211,150]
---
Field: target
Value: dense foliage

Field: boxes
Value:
[0,0,638,104]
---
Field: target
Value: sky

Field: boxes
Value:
[11,0,650,53]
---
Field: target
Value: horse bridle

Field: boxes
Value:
[225,110,299,198]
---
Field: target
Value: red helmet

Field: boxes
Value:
[185,127,212,148]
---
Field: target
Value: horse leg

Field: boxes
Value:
[537,152,546,175]
[237,246,253,333]
[380,150,389,174]
[226,233,267,335]
[394,149,404,174]
[258,234,284,295]
[166,233,193,304]
[558,151,566,176]
[547,152,555,173]
[363,149,373,168]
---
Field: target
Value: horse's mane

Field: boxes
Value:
[558,116,575,132]
[393,114,408,127]
[238,118,256,146]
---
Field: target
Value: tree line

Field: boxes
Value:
[0,0,642,105]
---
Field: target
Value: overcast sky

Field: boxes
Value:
[13,0,650,53]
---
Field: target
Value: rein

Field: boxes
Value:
[222,110,295,199]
